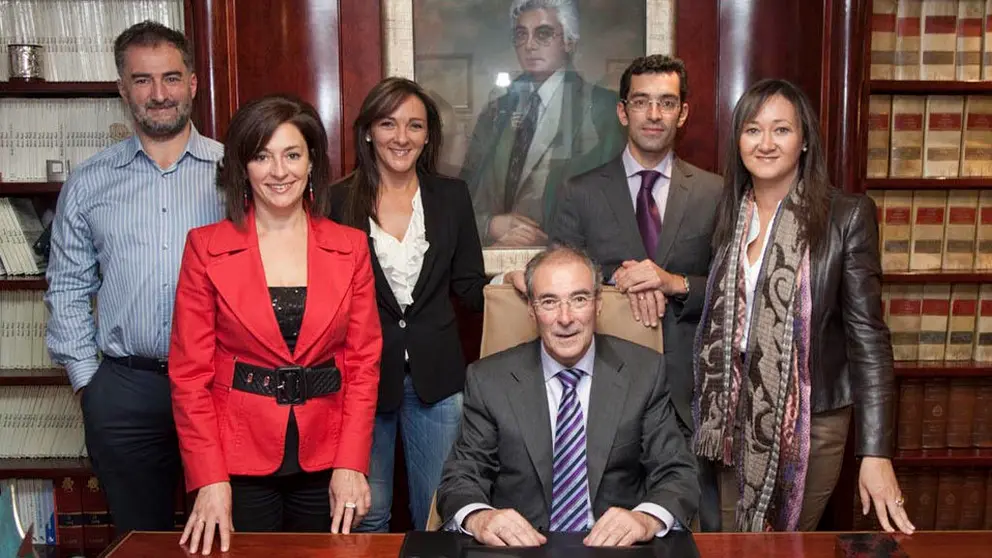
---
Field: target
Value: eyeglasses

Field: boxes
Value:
[532,293,595,314]
[512,25,561,47]
[623,96,682,114]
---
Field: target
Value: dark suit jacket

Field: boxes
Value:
[169,212,381,491]
[437,334,699,530]
[548,155,723,430]
[329,174,487,412]
[460,70,625,240]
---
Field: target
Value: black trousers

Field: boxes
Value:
[230,470,332,532]
[81,359,181,536]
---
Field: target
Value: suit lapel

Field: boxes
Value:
[410,177,442,305]
[655,158,692,265]
[293,218,355,362]
[585,338,629,506]
[205,215,291,361]
[519,72,586,198]
[507,342,554,512]
[599,157,648,261]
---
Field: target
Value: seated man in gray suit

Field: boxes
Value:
[438,245,698,547]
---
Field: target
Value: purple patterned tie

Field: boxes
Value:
[550,368,591,532]
[636,170,663,258]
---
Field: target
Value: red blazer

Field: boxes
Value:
[169,212,382,492]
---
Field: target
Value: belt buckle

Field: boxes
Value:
[275,366,305,405]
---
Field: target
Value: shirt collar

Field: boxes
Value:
[622,145,673,181]
[541,336,596,383]
[114,125,216,168]
[533,68,567,109]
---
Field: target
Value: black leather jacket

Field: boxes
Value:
[810,189,895,458]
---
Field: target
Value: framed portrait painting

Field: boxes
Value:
[386,0,674,272]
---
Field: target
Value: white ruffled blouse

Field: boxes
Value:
[368,188,430,313]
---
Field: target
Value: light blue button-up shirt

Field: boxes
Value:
[45,127,224,391]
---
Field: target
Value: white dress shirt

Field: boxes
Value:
[741,200,782,351]
[368,188,429,360]
[453,339,678,537]
[622,146,673,225]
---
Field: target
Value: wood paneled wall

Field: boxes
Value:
[186,0,382,178]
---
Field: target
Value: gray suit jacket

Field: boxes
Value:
[437,335,699,531]
[547,156,722,430]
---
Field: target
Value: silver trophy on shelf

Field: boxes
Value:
[7,43,44,81]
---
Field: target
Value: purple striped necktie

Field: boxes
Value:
[550,367,591,532]
[636,170,663,259]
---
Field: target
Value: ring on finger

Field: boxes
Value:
[344,502,357,509]
[894,496,905,507]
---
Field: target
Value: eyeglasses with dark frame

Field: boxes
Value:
[512,25,561,47]
[623,95,682,114]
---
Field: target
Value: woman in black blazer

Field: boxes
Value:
[328,77,487,532]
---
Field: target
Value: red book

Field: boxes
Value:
[80,475,113,552]
[52,475,85,552]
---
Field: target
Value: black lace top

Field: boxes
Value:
[270,286,306,476]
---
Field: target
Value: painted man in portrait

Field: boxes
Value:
[460,0,625,247]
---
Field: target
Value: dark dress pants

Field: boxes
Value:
[81,359,182,536]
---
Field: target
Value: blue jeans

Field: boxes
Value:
[357,374,463,532]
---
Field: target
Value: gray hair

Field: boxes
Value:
[523,243,603,301]
[510,0,580,44]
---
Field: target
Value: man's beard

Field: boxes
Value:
[130,98,192,139]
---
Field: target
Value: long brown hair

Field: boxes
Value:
[337,77,443,228]
[218,94,332,226]
[711,79,833,252]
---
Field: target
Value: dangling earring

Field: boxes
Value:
[243,189,250,211]
[307,180,314,204]
[802,145,808,152]
[365,134,371,142]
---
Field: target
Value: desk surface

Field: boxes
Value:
[103,531,992,558]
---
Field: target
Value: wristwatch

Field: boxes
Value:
[671,274,690,301]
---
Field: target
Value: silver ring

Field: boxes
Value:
[344,502,357,509]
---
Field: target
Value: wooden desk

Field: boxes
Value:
[103,531,992,557]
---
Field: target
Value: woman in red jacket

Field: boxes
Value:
[169,94,381,554]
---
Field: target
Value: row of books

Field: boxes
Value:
[0,99,130,182]
[0,198,45,276]
[0,0,184,82]
[0,386,85,458]
[896,377,992,449]
[854,467,992,530]
[885,283,992,361]
[1,478,55,545]
[869,0,992,81]
[0,290,55,370]
[870,190,992,272]
[866,95,991,179]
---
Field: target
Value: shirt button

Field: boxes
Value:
[161,207,167,213]
[162,244,168,250]
[398,319,407,329]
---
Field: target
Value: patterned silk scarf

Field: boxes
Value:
[692,184,813,531]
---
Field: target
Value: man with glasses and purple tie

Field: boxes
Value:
[437,245,698,547]
[546,55,723,531]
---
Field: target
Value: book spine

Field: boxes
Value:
[897,378,925,450]
[921,377,950,449]
[871,0,899,79]
[946,283,979,360]
[883,190,914,271]
[919,284,951,359]
[909,190,948,271]
[890,96,926,178]
[867,96,893,178]
[888,284,923,361]
[960,96,992,177]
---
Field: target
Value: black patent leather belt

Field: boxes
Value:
[232,360,340,405]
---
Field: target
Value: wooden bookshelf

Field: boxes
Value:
[0,369,68,386]
[865,178,992,190]
[882,272,992,283]
[892,448,992,468]
[0,457,90,477]
[0,181,62,195]
[0,276,46,290]
[868,80,992,95]
[893,360,992,378]
[0,81,119,98]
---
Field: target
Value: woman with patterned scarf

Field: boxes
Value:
[692,79,913,535]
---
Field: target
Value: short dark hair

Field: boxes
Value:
[523,243,603,301]
[218,94,332,226]
[114,20,193,76]
[619,54,688,102]
[337,77,444,228]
